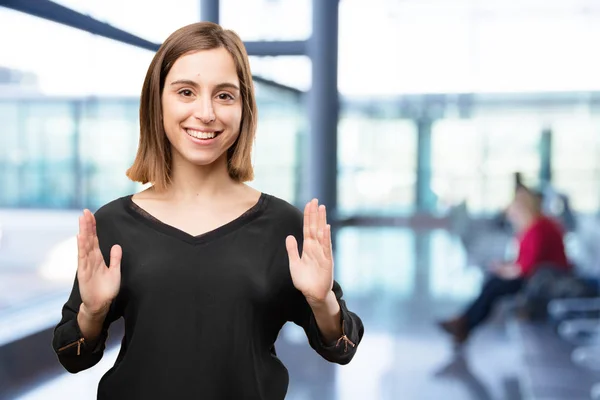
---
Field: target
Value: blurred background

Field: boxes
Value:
[1,0,600,399]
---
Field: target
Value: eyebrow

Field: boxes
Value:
[169,79,240,92]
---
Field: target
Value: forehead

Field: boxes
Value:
[167,47,238,82]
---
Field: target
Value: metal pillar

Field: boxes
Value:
[200,0,219,23]
[416,117,434,213]
[307,0,339,217]
[540,127,553,187]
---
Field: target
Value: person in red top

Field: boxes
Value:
[439,187,570,345]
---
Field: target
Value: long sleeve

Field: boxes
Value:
[278,206,364,365]
[287,279,364,365]
[51,207,122,373]
[52,276,120,373]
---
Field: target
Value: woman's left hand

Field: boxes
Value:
[286,199,334,306]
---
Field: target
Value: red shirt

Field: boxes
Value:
[516,216,569,277]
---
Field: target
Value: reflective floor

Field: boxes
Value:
[17,228,527,400]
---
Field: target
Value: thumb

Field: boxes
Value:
[285,235,300,264]
[109,244,122,271]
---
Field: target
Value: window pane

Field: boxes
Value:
[53,0,200,43]
[432,117,541,214]
[339,0,600,95]
[221,0,311,41]
[0,7,152,96]
[338,116,417,216]
[250,56,311,92]
[552,118,600,212]
[249,82,305,204]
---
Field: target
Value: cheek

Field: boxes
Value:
[162,97,190,125]
[219,106,243,130]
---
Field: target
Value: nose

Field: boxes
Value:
[194,97,216,124]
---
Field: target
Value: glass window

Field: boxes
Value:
[249,81,305,204]
[250,56,311,92]
[0,7,152,97]
[53,0,200,43]
[20,102,78,208]
[432,116,541,214]
[338,0,600,95]
[552,118,600,212]
[221,0,311,41]
[338,115,417,217]
[0,102,20,207]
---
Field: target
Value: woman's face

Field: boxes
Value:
[161,47,243,169]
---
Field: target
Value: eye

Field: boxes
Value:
[178,89,193,97]
[217,93,234,101]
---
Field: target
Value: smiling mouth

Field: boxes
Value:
[185,128,222,140]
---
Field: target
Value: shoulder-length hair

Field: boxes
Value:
[126,22,257,191]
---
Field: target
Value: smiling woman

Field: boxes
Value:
[50,21,363,400]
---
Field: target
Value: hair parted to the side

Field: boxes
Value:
[126,22,257,191]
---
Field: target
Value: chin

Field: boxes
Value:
[179,151,224,167]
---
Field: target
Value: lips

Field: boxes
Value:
[185,128,222,140]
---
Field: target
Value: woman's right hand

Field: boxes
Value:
[77,209,121,318]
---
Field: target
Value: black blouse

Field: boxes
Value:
[52,193,364,400]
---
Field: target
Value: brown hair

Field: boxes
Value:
[126,22,257,191]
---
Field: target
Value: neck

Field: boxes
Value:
[160,152,240,202]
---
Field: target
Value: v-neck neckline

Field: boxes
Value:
[123,192,269,245]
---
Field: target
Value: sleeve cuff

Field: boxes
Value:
[313,305,357,353]
[55,315,107,356]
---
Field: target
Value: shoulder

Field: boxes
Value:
[262,194,304,234]
[526,216,562,241]
[93,195,132,224]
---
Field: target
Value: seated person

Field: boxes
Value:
[438,187,570,345]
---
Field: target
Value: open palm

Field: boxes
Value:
[77,209,122,315]
[286,199,334,305]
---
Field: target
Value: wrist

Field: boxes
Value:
[308,290,338,312]
[79,302,110,321]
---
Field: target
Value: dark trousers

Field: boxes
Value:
[464,276,525,331]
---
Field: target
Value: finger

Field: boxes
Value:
[317,205,326,242]
[309,199,318,238]
[323,224,333,260]
[80,210,89,237]
[77,231,87,266]
[85,210,95,239]
[90,210,98,238]
[303,202,311,240]
[88,210,102,253]
[77,217,90,273]
[79,213,92,258]
[83,210,95,255]
[285,235,300,264]
[109,244,122,270]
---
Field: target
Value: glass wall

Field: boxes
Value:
[431,116,541,214]
[551,117,600,213]
[53,0,201,43]
[338,113,417,217]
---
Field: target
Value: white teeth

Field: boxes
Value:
[186,129,216,139]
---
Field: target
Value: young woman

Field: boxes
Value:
[52,22,363,399]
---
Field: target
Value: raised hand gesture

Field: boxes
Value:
[285,199,334,306]
[77,209,121,317]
